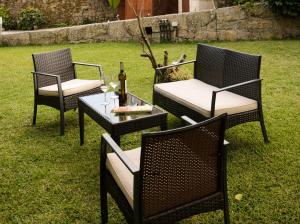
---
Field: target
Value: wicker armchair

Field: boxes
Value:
[100,114,229,224]
[32,48,103,135]
[153,44,269,143]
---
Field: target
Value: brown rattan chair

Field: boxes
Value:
[100,114,229,224]
[32,48,103,135]
[153,43,269,143]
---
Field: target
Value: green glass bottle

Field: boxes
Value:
[118,62,127,104]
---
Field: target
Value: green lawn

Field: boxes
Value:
[0,40,299,223]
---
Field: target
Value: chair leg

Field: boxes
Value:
[223,201,230,224]
[223,185,230,224]
[32,101,37,126]
[259,117,269,143]
[59,107,65,136]
[100,139,108,224]
[224,207,230,224]
[258,104,269,143]
[100,174,108,223]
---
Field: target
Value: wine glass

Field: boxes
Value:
[109,72,119,100]
[100,76,109,105]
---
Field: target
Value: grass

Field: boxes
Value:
[0,40,299,223]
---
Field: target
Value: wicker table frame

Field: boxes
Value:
[78,93,168,145]
[153,44,269,143]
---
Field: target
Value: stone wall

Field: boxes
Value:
[1,4,299,46]
[0,0,114,26]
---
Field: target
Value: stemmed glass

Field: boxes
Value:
[109,72,119,99]
[100,76,109,106]
[109,72,119,106]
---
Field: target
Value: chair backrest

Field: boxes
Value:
[224,49,261,99]
[194,44,225,88]
[139,114,227,219]
[32,48,75,88]
[194,44,261,99]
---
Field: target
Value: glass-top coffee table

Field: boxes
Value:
[78,92,168,145]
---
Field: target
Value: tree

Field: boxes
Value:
[126,0,191,82]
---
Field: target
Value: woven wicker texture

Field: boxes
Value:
[194,44,225,88]
[194,44,261,101]
[143,193,224,224]
[153,43,269,143]
[31,48,103,135]
[33,48,75,88]
[153,90,260,130]
[226,110,260,128]
[63,87,101,110]
[141,119,222,218]
[224,50,260,99]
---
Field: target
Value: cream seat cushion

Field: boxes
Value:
[39,79,103,97]
[106,147,141,208]
[154,79,257,117]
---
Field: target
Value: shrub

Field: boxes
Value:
[81,18,95,25]
[233,0,261,8]
[51,22,69,28]
[233,0,259,5]
[159,68,192,83]
[167,68,192,82]
[19,7,45,30]
[0,6,17,30]
[266,0,300,17]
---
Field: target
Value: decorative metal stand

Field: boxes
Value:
[159,19,172,42]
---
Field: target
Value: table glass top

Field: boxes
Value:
[80,92,165,124]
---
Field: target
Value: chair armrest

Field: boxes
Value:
[73,62,104,79]
[155,60,196,71]
[180,115,229,146]
[32,71,63,97]
[213,79,261,94]
[210,79,261,117]
[73,62,102,68]
[101,133,139,174]
[181,115,197,125]
[32,71,62,87]
[32,71,60,79]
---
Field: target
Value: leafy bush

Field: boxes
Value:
[158,68,192,83]
[233,0,260,7]
[19,7,45,30]
[0,6,17,30]
[233,0,300,17]
[81,18,95,25]
[266,0,300,17]
[50,22,69,28]
[167,68,192,82]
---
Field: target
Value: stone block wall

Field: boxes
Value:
[0,0,114,26]
[0,4,299,46]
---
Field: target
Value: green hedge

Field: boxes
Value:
[0,6,17,30]
[234,0,300,17]
[267,0,300,17]
[19,7,45,30]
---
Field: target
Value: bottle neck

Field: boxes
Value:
[120,62,124,72]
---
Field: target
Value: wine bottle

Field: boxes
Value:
[118,62,127,104]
